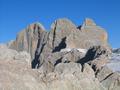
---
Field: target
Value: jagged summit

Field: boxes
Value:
[51,18,76,30]
[20,18,100,32]
[8,18,111,67]
[83,18,96,26]
[1,18,119,90]
[27,22,45,31]
[8,22,47,59]
[8,18,110,60]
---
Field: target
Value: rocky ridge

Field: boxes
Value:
[0,18,120,90]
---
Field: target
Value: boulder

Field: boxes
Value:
[53,62,105,90]
[97,66,113,81]
[0,58,45,90]
[77,45,111,72]
[88,46,111,71]
[54,62,82,74]
[0,60,106,90]
[101,72,120,90]
[96,65,120,90]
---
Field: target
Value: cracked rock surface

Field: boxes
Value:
[0,18,119,90]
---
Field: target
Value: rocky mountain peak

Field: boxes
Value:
[51,18,76,31]
[83,18,96,26]
[112,48,120,54]
[28,22,45,31]
[1,18,119,90]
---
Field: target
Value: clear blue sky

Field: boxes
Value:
[0,0,120,48]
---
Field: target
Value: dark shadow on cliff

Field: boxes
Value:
[31,51,40,69]
[31,38,45,69]
[77,47,96,65]
[77,25,82,30]
[54,57,62,66]
[52,37,67,52]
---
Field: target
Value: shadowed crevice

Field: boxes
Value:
[31,32,46,69]
[100,73,114,83]
[52,37,67,53]
[52,21,57,48]
[77,25,82,30]
[77,47,97,65]
[31,38,41,69]
[54,57,62,66]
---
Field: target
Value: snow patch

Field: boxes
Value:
[106,52,120,72]
[60,48,87,53]
[77,48,88,53]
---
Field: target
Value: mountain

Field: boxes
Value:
[112,48,120,54]
[0,18,120,90]
[106,48,120,72]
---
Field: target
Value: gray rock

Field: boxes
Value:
[0,44,31,66]
[89,45,111,71]
[7,18,111,70]
[50,18,110,50]
[3,18,118,90]
[97,66,113,82]
[82,18,96,26]
[0,59,44,90]
[106,49,120,72]
[112,48,120,54]
[96,66,120,90]
[101,72,120,90]
[8,22,47,60]
[53,62,105,90]
[54,62,82,74]
[0,55,105,90]
[34,18,111,70]
[77,46,111,72]
[0,44,18,61]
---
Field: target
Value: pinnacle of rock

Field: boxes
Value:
[83,18,96,26]
[0,18,120,90]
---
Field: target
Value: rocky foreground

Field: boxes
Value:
[0,18,120,90]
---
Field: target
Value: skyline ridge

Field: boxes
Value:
[0,0,120,48]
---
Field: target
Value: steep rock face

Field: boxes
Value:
[81,18,108,46]
[1,18,120,90]
[8,23,47,59]
[7,18,112,72]
[50,18,109,50]
[33,18,111,69]
[7,18,111,71]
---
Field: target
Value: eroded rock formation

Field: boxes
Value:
[0,18,119,90]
